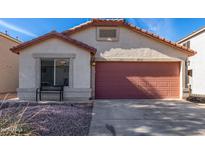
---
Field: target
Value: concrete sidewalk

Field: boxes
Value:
[89,99,205,136]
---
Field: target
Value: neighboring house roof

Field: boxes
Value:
[10,31,97,54]
[177,26,205,44]
[0,32,21,44]
[63,19,196,56]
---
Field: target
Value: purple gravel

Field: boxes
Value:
[0,103,93,136]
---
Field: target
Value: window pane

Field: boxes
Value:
[41,59,54,86]
[187,41,190,48]
[55,59,69,86]
[99,29,117,38]
[182,41,190,48]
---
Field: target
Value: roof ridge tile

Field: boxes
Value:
[62,19,196,56]
[10,31,96,54]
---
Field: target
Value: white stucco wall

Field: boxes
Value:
[19,38,91,89]
[70,27,187,61]
[69,26,189,98]
[180,32,205,95]
[17,26,191,100]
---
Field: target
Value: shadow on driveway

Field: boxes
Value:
[89,99,205,136]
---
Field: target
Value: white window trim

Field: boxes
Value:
[96,27,119,41]
[33,53,75,88]
[41,58,69,86]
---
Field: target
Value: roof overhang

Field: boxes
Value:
[10,31,96,55]
[63,19,197,57]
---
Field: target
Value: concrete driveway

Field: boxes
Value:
[89,100,205,136]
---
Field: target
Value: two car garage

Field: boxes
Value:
[95,62,180,99]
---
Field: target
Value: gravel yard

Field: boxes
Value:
[0,102,93,136]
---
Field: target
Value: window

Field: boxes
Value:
[182,41,190,48]
[99,29,117,38]
[41,59,69,86]
[97,27,119,41]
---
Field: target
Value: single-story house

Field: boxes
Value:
[178,27,205,96]
[0,32,20,93]
[10,19,196,101]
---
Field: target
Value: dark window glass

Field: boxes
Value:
[182,41,190,48]
[99,29,117,38]
[41,59,54,86]
[41,59,69,87]
[55,59,69,86]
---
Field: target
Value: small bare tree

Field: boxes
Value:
[0,94,39,136]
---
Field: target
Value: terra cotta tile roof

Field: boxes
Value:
[11,19,197,56]
[62,19,196,56]
[10,31,96,54]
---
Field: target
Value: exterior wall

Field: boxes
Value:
[180,32,205,95]
[0,35,19,93]
[70,27,189,99]
[18,38,91,100]
[70,27,187,61]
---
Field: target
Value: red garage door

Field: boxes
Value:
[95,62,180,99]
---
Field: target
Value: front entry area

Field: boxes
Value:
[95,62,180,99]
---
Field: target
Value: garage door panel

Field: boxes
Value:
[97,63,179,76]
[170,82,180,87]
[95,62,180,99]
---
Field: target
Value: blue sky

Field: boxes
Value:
[0,18,205,42]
